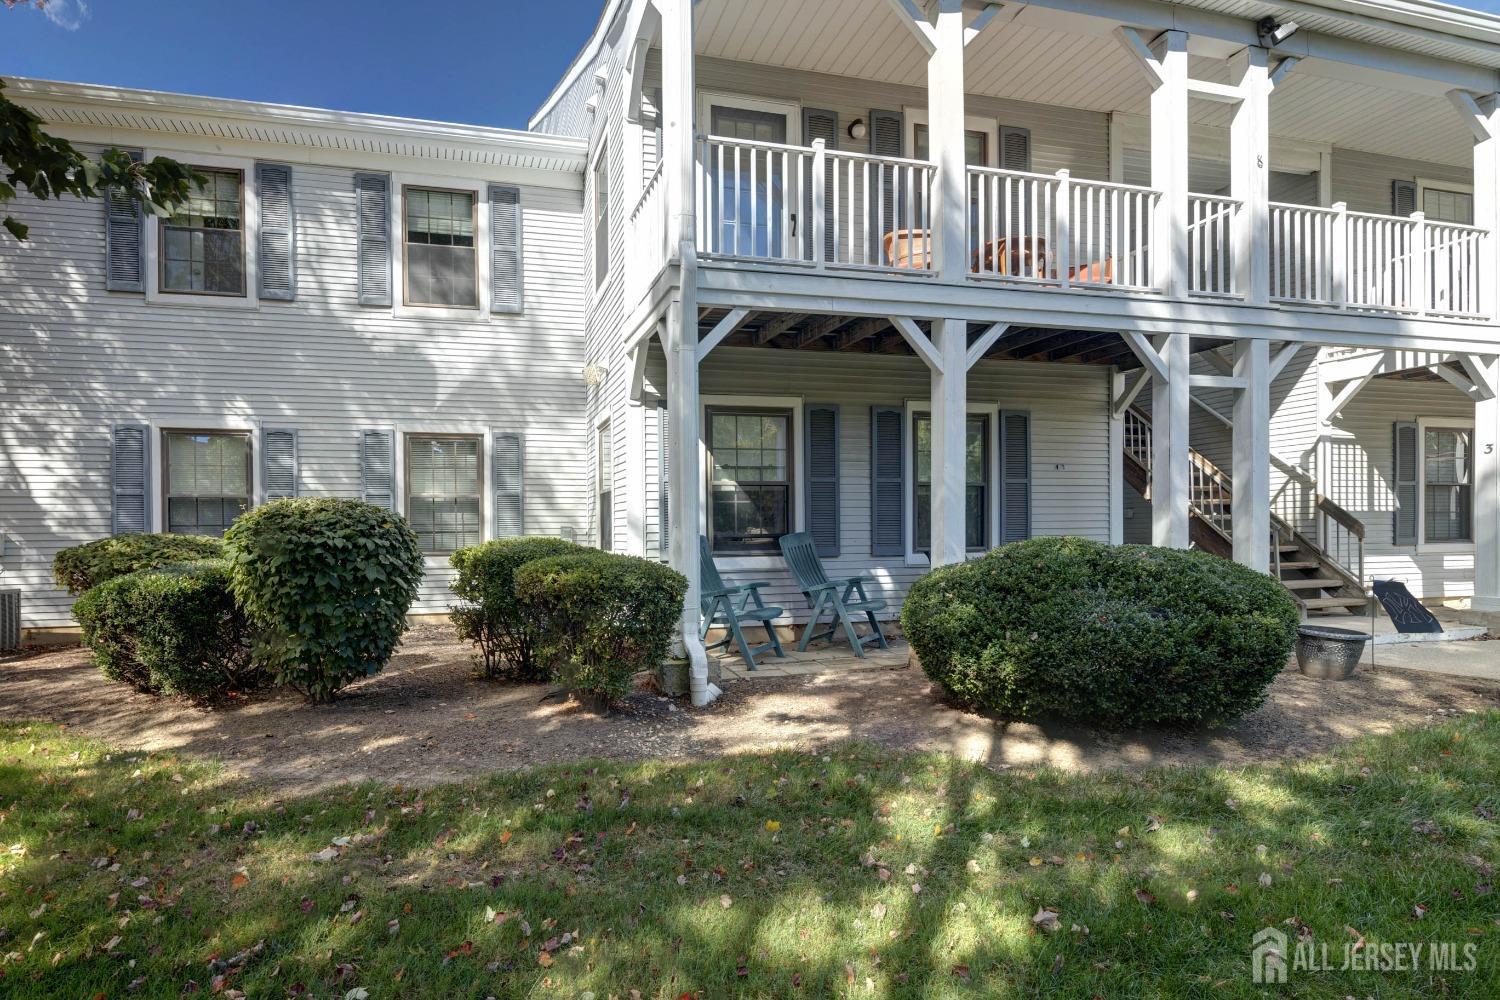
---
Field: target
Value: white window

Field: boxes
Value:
[593,145,610,286]
[1423,425,1473,544]
[707,407,793,555]
[163,430,251,536]
[597,420,613,550]
[912,412,989,553]
[160,169,245,296]
[405,435,483,552]
[403,187,477,308]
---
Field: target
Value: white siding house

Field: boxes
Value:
[5,0,1500,708]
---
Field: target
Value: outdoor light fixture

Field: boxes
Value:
[582,363,609,386]
[1257,16,1300,47]
[848,118,868,141]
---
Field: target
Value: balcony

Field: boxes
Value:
[682,134,1490,323]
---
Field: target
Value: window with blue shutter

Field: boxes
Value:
[354,173,392,306]
[262,428,298,499]
[105,150,144,292]
[870,406,905,555]
[360,429,395,510]
[999,410,1032,543]
[256,163,295,300]
[1393,421,1418,545]
[492,431,524,537]
[488,185,523,313]
[805,404,840,556]
[111,423,150,534]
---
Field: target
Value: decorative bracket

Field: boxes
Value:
[890,316,944,372]
[882,0,938,54]
[964,322,1010,370]
[695,308,751,362]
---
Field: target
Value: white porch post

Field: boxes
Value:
[929,318,968,565]
[1477,358,1500,614]
[1151,333,1191,548]
[1230,45,1271,306]
[927,0,968,282]
[1109,369,1126,545]
[1151,29,1190,298]
[660,0,716,704]
[1231,338,1271,571]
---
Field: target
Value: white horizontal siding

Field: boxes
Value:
[1,153,587,628]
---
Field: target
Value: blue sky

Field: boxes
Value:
[3,0,607,129]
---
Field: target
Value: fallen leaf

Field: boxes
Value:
[1032,907,1061,933]
[537,951,554,968]
[1134,889,1156,905]
[312,847,339,863]
[720,895,733,909]
[1258,872,1273,889]
[765,820,781,833]
[230,871,249,890]
[871,902,887,922]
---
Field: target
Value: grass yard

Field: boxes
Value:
[2,716,1498,999]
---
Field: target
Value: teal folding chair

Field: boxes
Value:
[776,531,889,657]
[699,536,785,670]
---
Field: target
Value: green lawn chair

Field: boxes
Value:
[699,535,786,670]
[776,531,889,657]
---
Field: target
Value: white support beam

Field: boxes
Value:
[1230,45,1271,306]
[1110,368,1125,544]
[694,307,750,362]
[1152,30,1190,298]
[1318,349,1387,387]
[1187,78,1244,103]
[882,0,937,54]
[628,339,650,403]
[1325,370,1376,423]
[1268,56,1301,90]
[1151,333,1192,548]
[1190,373,1248,390]
[1269,342,1305,382]
[1465,94,1500,355]
[964,2,1011,45]
[1200,347,1235,377]
[965,322,1010,370]
[890,316,944,372]
[1112,368,1152,419]
[929,318,969,566]
[1191,394,1234,428]
[1475,356,1500,613]
[1121,330,1168,382]
[1429,363,1481,401]
[928,0,969,281]
[1459,354,1500,400]
[1448,88,1498,143]
[1232,339,1271,572]
[1112,26,1165,88]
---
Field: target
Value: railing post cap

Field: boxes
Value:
[1056,168,1070,179]
[1411,210,1425,221]
[811,137,826,150]
[1332,201,1347,211]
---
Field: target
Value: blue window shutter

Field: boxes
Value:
[489,185,523,314]
[805,404,840,557]
[1000,126,1032,171]
[658,403,670,560]
[354,172,392,306]
[492,431,524,537]
[262,428,298,500]
[360,429,395,510]
[868,110,903,262]
[1392,180,1418,217]
[256,163,296,300]
[1393,421,1418,544]
[111,423,149,534]
[104,150,144,293]
[802,108,839,261]
[1000,410,1032,543]
[870,406,905,556]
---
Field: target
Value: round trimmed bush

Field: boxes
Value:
[515,551,687,706]
[449,536,584,680]
[73,560,261,699]
[902,537,1299,728]
[55,534,224,595]
[224,498,424,704]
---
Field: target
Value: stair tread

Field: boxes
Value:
[1281,578,1345,590]
[1278,561,1320,570]
[1301,596,1371,609]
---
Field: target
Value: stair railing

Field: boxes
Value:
[1315,494,1366,585]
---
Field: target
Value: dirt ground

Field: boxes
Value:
[3,623,1498,793]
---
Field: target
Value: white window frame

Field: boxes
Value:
[148,417,258,533]
[902,108,998,167]
[902,400,999,567]
[1416,177,1474,223]
[596,416,614,550]
[1416,415,1476,553]
[700,393,804,570]
[143,149,260,310]
[591,141,611,289]
[697,91,801,145]
[394,423,499,562]
[390,171,494,320]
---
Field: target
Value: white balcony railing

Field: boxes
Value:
[1187,193,1240,298]
[694,134,935,272]
[626,159,669,296]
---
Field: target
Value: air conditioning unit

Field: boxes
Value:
[0,590,20,652]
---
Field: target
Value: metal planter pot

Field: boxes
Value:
[1294,625,1371,680]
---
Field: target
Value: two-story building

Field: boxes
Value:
[4,0,1499,706]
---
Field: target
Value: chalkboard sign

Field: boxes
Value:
[1372,579,1443,634]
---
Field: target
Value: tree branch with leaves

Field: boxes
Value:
[1,77,204,241]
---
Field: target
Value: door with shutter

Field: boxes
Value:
[805,404,840,557]
[999,410,1031,543]
[870,406,905,556]
[708,106,788,259]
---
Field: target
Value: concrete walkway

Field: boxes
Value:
[1304,604,1488,645]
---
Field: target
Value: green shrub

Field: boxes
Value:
[73,560,261,699]
[449,537,583,680]
[55,534,224,595]
[224,498,424,704]
[902,537,1300,728]
[515,551,687,706]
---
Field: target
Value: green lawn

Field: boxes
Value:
[2,716,1498,999]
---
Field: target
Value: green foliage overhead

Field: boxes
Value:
[53,533,225,596]
[72,559,262,699]
[448,536,584,681]
[0,76,204,241]
[903,536,1300,728]
[224,498,425,704]
[515,551,686,705]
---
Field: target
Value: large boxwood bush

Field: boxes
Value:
[224,498,424,704]
[449,536,583,680]
[515,551,686,706]
[55,534,224,595]
[73,560,261,699]
[902,537,1299,728]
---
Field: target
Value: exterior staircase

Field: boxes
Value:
[1123,407,1370,617]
